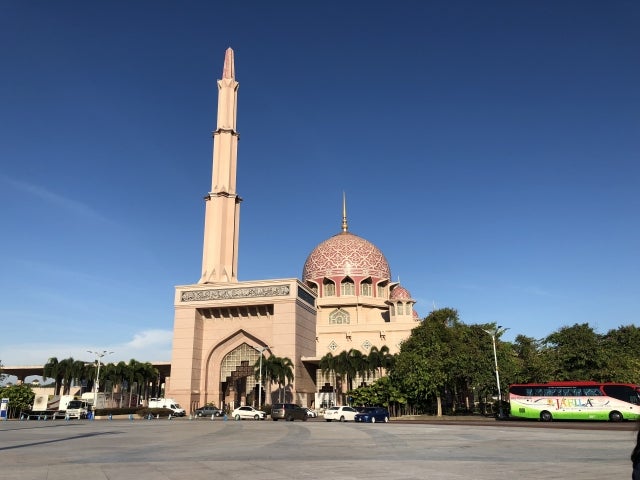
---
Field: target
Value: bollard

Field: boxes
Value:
[168,414,172,420]
[223,414,228,422]
[129,414,134,421]
[108,413,113,421]
[65,414,69,422]
[211,414,215,421]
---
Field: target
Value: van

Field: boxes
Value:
[270,403,308,421]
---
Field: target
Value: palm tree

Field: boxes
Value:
[274,357,294,402]
[71,359,89,394]
[254,354,279,404]
[367,345,392,380]
[332,349,371,402]
[139,362,159,401]
[58,358,76,395]
[43,357,63,396]
[319,352,338,407]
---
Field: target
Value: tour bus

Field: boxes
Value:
[508,381,640,422]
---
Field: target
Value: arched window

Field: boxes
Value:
[341,277,355,296]
[405,303,412,315]
[390,304,395,316]
[377,284,385,298]
[360,279,372,296]
[329,308,350,325]
[324,279,335,296]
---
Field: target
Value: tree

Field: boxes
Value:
[601,325,640,383]
[43,357,63,396]
[367,345,393,381]
[391,308,459,416]
[274,356,295,403]
[319,352,337,406]
[543,323,605,380]
[0,383,35,418]
[512,334,553,384]
[254,355,294,403]
[58,358,76,395]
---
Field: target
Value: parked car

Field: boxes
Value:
[305,408,318,418]
[231,406,266,420]
[194,405,223,418]
[271,403,308,421]
[323,405,358,422]
[354,407,390,423]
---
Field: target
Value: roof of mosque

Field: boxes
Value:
[302,231,391,281]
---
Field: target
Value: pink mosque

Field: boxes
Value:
[167,48,420,412]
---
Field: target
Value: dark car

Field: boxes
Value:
[354,407,390,423]
[271,403,308,421]
[194,405,223,417]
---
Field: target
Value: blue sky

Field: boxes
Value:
[1,1,638,370]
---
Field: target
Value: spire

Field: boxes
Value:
[222,47,235,79]
[341,192,348,232]
[199,48,241,284]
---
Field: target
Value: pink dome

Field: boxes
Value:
[390,285,412,300]
[303,232,391,281]
[413,309,420,319]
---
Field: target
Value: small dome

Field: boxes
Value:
[413,309,420,319]
[303,231,391,281]
[390,285,412,300]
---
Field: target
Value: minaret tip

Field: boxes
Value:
[341,192,348,232]
[222,47,235,79]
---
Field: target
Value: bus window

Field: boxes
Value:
[603,385,635,403]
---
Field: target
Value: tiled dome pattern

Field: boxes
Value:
[303,232,391,280]
[390,285,412,300]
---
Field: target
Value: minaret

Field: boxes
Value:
[341,192,348,232]
[199,47,241,284]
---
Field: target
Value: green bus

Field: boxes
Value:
[508,381,640,422]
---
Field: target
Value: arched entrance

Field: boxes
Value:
[220,343,264,409]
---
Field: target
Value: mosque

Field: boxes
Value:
[167,48,420,413]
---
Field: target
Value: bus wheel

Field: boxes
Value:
[540,411,552,422]
[609,411,623,422]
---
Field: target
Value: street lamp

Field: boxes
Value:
[88,350,113,414]
[255,345,272,408]
[483,326,508,419]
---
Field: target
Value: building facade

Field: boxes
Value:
[168,48,420,413]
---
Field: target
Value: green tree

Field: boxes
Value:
[43,357,63,396]
[254,355,294,403]
[390,308,459,416]
[0,383,35,418]
[512,334,553,384]
[543,323,605,380]
[601,325,640,383]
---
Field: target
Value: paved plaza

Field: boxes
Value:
[0,418,635,479]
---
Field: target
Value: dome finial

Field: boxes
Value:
[341,192,348,232]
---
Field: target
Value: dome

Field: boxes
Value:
[303,231,391,281]
[390,285,412,300]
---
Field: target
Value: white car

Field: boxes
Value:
[323,406,358,422]
[305,408,318,418]
[231,406,266,420]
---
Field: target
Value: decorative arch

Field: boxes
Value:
[329,308,350,325]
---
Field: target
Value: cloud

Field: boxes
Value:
[0,174,116,226]
[1,329,173,368]
[124,330,174,350]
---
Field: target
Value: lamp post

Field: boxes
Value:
[255,345,272,408]
[483,326,508,419]
[88,350,113,414]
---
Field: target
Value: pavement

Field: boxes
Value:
[0,416,635,479]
